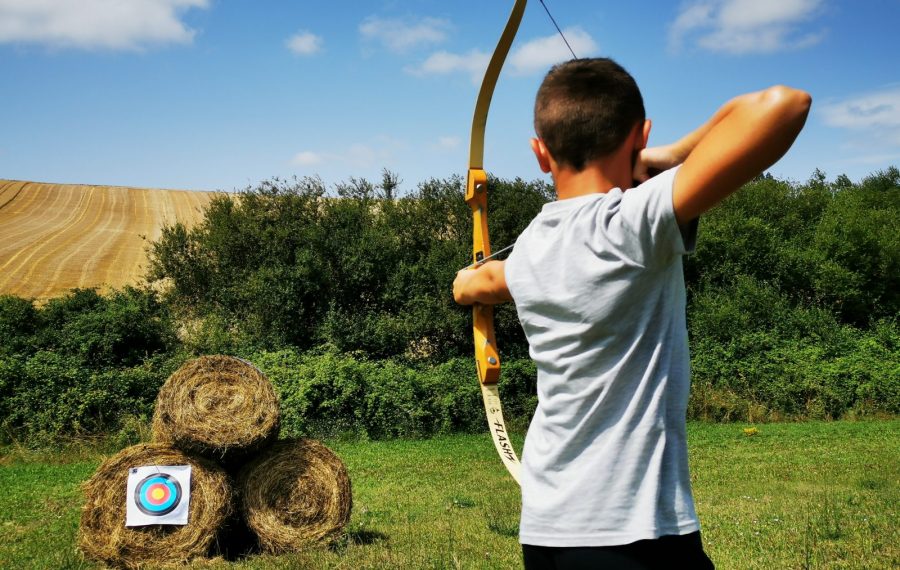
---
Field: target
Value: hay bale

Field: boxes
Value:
[152,355,280,460]
[239,439,352,552]
[78,443,232,569]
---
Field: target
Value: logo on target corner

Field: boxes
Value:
[134,473,182,516]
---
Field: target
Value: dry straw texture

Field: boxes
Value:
[239,439,352,552]
[78,443,232,569]
[152,355,280,460]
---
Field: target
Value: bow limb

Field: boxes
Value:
[468,0,528,171]
[464,0,527,485]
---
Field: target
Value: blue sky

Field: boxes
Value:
[1,0,898,192]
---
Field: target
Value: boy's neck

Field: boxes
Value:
[554,153,634,201]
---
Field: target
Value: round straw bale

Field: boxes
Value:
[152,355,280,460]
[78,443,232,569]
[239,439,352,552]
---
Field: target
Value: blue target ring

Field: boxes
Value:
[134,473,182,516]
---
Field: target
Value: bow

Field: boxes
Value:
[465,0,528,485]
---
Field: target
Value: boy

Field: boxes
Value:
[453,58,810,569]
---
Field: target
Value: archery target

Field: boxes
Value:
[126,465,191,526]
[135,473,181,515]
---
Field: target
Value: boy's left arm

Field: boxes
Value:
[453,260,512,305]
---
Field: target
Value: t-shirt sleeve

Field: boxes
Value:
[600,166,697,267]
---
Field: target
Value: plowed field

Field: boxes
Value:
[0,180,217,300]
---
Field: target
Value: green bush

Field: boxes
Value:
[1,168,897,444]
[687,167,899,326]
[0,295,40,357]
[0,351,184,442]
[688,277,899,421]
[147,174,552,357]
[249,348,537,440]
[0,289,183,443]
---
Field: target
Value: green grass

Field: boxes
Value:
[0,420,897,569]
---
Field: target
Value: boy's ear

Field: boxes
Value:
[636,119,652,150]
[530,137,552,173]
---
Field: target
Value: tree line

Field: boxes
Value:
[1,167,897,443]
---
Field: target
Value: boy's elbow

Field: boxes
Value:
[763,85,812,119]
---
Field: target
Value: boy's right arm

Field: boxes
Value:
[635,86,812,226]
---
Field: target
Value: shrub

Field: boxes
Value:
[688,277,899,421]
[0,295,41,357]
[147,174,552,357]
[250,348,538,440]
[0,289,182,443]
[2,168,897,443]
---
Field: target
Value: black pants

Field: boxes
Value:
[522,532,714,569]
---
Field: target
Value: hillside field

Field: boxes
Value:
[0,179,216,300]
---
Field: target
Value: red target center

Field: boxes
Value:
[145,483,171,505]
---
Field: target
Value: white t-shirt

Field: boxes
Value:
[504,167,700,547]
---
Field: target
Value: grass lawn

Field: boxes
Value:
[0,420,897,569]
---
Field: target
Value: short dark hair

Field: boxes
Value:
[534,58,645,171]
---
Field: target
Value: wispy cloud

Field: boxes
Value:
[285,31,323,56]
[0,0,209,51]
[406,49,491,84]
[436,136,461,150]
[407,27,595,85]
[669,0,826,54]
[359,16,450,53]
[820,86,900,146]
[509,27,597,75]
[292,137,406,171]
[291,151,327,167]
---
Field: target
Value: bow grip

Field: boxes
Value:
[473,303,501,385]
[465,168,491,264]
[465,168,501,385]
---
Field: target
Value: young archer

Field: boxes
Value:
[454,58,810,569]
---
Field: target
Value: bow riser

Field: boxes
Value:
[466,168,502,385]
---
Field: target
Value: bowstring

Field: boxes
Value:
[538,0,578,60]
[462,242,516,270]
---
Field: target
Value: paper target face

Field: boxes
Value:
[125,465,191,527]
[135,473,181,515]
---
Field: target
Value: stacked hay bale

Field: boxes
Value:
[239,438,353,552]
[151,355,281,463]
[79,444,232,569]
[78,355,352,568]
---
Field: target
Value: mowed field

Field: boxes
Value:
[0,179,216,300]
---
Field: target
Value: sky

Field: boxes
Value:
[1,0,898,192]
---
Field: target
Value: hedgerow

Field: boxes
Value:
[1,167,897,444]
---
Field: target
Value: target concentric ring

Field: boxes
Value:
[134,473,182,516]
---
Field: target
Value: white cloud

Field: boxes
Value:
[291,151,326,167]
[407,27,597,84]
[0,0,209,51]
[669,0,825,55]
[359,16,450,53]
[509,27,597,75]
[436,136,461,150]
[820,86,900,146]
[292,137,405,171]
[286,31,322,56]
[406,49,491,84]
